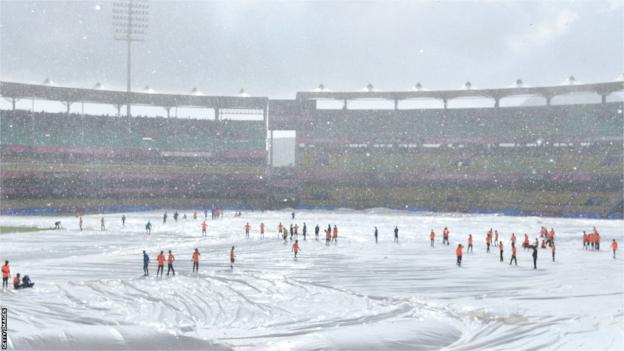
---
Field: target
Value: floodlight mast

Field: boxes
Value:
[113,0,149,117]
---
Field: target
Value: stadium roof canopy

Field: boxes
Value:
[0,81,268,110]
[1,80,622,109]
[296,81,624,104]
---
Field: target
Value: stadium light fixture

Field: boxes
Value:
[113,0,149,117]
[143,85,154,93]
[414,82,422,91]
[238,88,250,97]
[191,87,202,96]
[313,84,331,93]
[567,75,576,85]
[312,84,326,92]
[42,78,54,86]
[464,81,472,90]
[366,83,374,92]
[516,79,523,88]
[93,82,103,89]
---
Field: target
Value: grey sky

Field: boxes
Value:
[1,0,622,98]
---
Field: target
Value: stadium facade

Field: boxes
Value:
[1,80,622,218]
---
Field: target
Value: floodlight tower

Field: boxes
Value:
[113,0,149,117]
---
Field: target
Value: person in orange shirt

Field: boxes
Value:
[509,245,517,265]
[499,242,504,262]
[230,246,236,269]
[167,250,176,276]
[156,251,165,277]
[245,222,251,238]
[332,225,338,244]
[201,221,207,237]
[430,230,435,247]
[486,234,492,253]
[13,273,21,289]
[442,227,450,246]
[467,234,473,253]
[551,243,556,262]
[611,240,618,259]
[582,231,588,249]
[511,233,517,247]
[192,248,200,273]
[456,244,463,267]
[589,233,595,250]
[260,222,265,239]
[201,220,208,236]
[325,228,331,246]
[278,223,283,238]
[292,240,300,258]
[522,234,529,250]
[595,231,601,251]
[2,260,10,289]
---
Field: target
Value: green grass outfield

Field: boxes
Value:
[0,226,46,234]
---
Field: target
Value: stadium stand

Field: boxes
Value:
[294,102,623,218]
[1,80,622,217]
[0,109,268,213]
